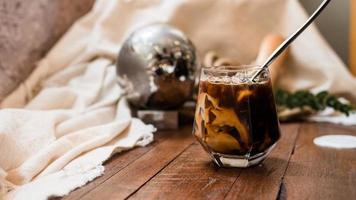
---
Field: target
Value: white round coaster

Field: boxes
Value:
[313,135,356,149]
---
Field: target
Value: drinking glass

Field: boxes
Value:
[193,65,281,167]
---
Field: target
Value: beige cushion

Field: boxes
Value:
[0,0,94,101]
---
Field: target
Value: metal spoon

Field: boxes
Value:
[251,0,331,82]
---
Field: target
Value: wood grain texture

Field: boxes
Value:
[62,130,170,200]
[128,124,300,200]
[129,143,241,200]
[0,0,94,101]
[224,123,300,200]
[62,123,356,200]
[350,0,356,75]
[79,126,195,200]
[283,123,356,200]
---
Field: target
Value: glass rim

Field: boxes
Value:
[201,65,263,73]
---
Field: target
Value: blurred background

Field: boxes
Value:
[0,0,354,101]
[301,0,351,69]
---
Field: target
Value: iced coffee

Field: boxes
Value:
[193,66,280,167]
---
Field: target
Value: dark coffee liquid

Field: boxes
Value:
[193,80,280,156]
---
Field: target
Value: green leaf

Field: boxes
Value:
[275,89,355,116]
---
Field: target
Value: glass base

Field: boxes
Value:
[210,144,276,168]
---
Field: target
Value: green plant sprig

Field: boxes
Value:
[276,89,355,116]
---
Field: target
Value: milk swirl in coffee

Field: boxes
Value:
[193,67,280,163]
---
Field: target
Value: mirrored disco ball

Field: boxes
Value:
[116,23,198,110]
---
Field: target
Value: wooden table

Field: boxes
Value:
[62,123,356,200]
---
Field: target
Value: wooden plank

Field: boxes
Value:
[350,0,356,75]
[79,126,195,200]
[128,143,241,200]
[128,123,300,200]
[62,130,169,200]
[283,123,356,200]
[224,123,300,200]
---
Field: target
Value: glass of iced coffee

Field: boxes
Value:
[193,65,280,167]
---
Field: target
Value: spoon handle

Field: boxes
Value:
[251,0,331,82]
